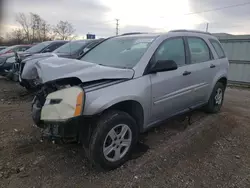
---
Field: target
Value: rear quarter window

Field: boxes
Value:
[209,39,226,59]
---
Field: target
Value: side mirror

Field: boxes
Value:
[150,60,178,73]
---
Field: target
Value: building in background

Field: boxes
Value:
[215,34,250,85]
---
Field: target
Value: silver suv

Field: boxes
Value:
[32,30,229,170]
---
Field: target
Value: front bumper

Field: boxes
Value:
[39,117,82,139]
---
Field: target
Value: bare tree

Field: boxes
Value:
[0,36,4,45]
[11,29,24,44]
[15,12,52,43]
[40,20,51,41]
[53,21,75,40]
[16,13,30,42]
[4,28,25,45]
[30,13,41,42]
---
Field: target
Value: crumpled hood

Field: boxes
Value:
[22,57,134,84]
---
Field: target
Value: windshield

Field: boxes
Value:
[26,41,53,53]
[53,40,89,54]
[0,45,17,54]
[81,36,155,68]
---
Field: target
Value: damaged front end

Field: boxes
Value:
[29,57,134,142]
[19,54,58,90]
[32,84,86,142]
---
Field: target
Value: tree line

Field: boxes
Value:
[0,12,76,45]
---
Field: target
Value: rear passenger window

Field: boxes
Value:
[154,38,186,66]
[209,39,225,58]
[187,37,211,64]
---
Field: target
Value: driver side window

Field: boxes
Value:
[154,38,186,66]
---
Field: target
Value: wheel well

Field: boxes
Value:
[218,77,227,87]
[107,100,144,132]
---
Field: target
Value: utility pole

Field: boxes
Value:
[116,19,119,36]
[206,23,209,32]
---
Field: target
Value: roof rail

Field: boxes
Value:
[169,29,212,35]
[121,32,147,36]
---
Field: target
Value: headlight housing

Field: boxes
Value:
[41,86,85,121]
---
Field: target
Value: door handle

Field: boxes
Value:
[183,71,191,76]
[210,64,216,68]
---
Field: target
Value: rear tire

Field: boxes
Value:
[204,82,225,113]
[88,110,139,170]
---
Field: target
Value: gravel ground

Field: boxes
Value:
[0,77,250,188]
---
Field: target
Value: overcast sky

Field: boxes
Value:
[1,0,250,38]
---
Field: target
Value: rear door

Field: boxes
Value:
[185,36,215,106]
[149,37,197,123]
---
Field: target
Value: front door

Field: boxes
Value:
[149,37,196,123]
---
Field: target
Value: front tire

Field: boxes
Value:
[204,82,225,113]
[88,110,138,170]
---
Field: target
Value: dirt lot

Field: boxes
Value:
[0,77,250,188]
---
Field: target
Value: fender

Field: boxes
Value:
[83,95,145,116]
[208,69,228,100]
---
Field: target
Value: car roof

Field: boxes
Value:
[50,40,69,43]
[15,44,33,47]
[69,39,91,42]
[115,30,218,40]
[40,40,68,44]
[117,33,160,38]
